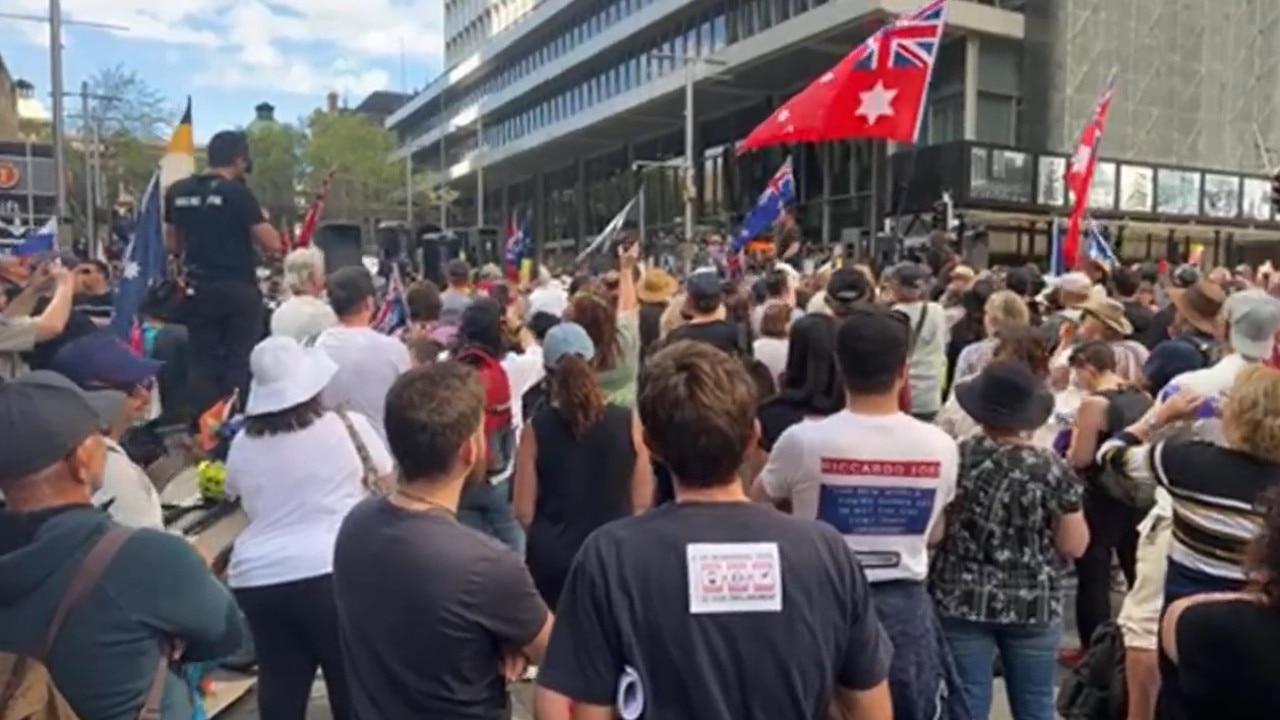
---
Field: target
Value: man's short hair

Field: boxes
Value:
[446,259,470,283]
[385,363,485,481]
[326,266,376,318]
[763,269,789,299]
[835,306,910,395]
[638,341,756,489]
[206,130,250,168]
[1112,267,1141,298]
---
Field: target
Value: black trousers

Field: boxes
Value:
[183,278,264,416]
[1074,488,1142,647]
[233,574,352,720]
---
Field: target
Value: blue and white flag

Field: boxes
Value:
[110,173,167,338]
[14,217,57,257]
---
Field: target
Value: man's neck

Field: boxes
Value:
[209,167,238,181]
[390,476,466,513]
[674,480,749,504]
[338,313,371,329]
[2,479,92,513]
[846,390,902,417]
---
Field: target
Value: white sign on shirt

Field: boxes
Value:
[686,542,783,614]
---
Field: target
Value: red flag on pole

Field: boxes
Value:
[737,0,947,153]
[1064,73,1116,269]
[296,167,338,248]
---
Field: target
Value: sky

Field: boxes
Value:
[2,0,443,142]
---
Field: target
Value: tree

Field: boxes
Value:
[246,120,306,225]
[82,65,176,201]
[302,111,405,227]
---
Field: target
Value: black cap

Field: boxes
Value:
[826,268,871,305]
[685,269,724,301]
[887,262,932,291]
[0,371,101,482]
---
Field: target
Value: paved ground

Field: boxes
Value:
[220,670,1036,720]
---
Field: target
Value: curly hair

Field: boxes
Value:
[1223,364,1280,464]
[990,324,1051,380]
[570,292,622,371]
[1246,485,1280,607]
[550,354,606,437]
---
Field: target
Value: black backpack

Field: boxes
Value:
[1057,621,1127,720]
[1094,389,1156,510]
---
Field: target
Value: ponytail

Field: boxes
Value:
[551,354,605,437]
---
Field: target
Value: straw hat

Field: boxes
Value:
[1169,280,1226,336]
[1080,296,1133,337]
[637,268,679,304]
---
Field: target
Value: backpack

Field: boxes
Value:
[0,528,168,720]
[456,347,516,478]
[1057,621,1127,720]
[1094,389,1157,510]
[1179,334,1222,368]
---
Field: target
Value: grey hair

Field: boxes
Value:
[283,247,326,295]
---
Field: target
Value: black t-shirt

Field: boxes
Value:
[73,292,114,324]
[666,319,747,357]
[1141,304,1176,350]
[1159,599,1280,720]
[756,397,811,452]
[332,497,548,720]
[538,501,892,720]
[164,173,263,283]
[23,302,98,371]
[1121,300,1154,342]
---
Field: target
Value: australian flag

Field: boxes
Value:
[1049,216,1119,276]
[111,173,167,339]
[732,158,795,257]
[374,264,407,334]
[505,210,532,281]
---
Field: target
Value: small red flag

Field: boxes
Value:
[1064,73,1116,269]
[738,0,948,153]
[296,168,338,248]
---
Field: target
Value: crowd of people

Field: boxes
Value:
[3,133,1280,720]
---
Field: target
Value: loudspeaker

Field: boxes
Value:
[314,222,364,273]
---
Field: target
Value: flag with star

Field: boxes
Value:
[110,172,166,338]
[732,158,795,256]
[737,0,948,152]
[1063,71,1116,269]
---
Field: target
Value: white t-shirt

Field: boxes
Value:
[92,437,164,530]
[760,410,959,583]
[225,411,394,589]
[892,301,949,415]
[752,337,789,385]
[271,295,338,344]
[315,325,412,442]
[503,346,545,431]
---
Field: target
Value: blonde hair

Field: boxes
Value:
[1223,365,1280,464]
[984,290,1030,335]
[659,294,689,339]
[282,247,326,295]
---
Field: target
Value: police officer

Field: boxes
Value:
[164,130,282,417]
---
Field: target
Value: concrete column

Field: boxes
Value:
[500,184,510,236]
[534,172,547,258]
[692,125,705,227]
[575,159,587,248]
[962,35,980,141]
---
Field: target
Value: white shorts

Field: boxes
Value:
[1117,515,1173,651]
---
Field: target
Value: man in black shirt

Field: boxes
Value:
[164,130,281,415]
[1111,266,1153,342]
[72,259,114,326]
[535,341,892,720]
[665,270,747,357]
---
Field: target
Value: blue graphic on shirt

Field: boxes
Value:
[1158,382,1221,419]
[816,485,937,536]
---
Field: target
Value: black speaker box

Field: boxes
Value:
[314,222,364,273]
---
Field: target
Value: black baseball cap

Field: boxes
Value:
[0,371,102,482]
[685,269,724,302]
[887,262,932,291]
[826,268,872,305]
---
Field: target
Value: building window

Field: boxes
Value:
[975,92,1016,145]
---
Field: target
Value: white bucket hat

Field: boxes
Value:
[244,336,338,416]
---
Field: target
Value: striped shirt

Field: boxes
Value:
[1098,437,1280,582]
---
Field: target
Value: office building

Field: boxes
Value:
[390,0,1280,266]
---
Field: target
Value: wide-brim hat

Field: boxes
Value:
[1080,295,1133,337]
[955,360,1055,431]
[637,268,679,304]
[244,336,338,416]
[1169,280,1225,335]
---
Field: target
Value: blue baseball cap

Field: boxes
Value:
[52,331,163,389]
[542,322,596,369]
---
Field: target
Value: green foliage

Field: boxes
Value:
[246,121,306,224]
[302,110,406,222]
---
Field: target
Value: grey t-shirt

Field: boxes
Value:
[333,497,548,720]
[440,289,474,325]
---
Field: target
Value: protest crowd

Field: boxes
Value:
[7,2,1280,720]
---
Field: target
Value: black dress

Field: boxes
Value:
[1159,599,1280,720]
[526,404,636,609]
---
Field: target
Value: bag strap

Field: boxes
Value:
[910,304,930,349]
[43,527,132,658]
[336,410,381,493]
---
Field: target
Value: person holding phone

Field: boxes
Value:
[0,258,76,379]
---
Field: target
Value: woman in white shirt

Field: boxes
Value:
[225,337,394,720]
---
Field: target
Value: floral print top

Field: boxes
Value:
[929,434,1084,625]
